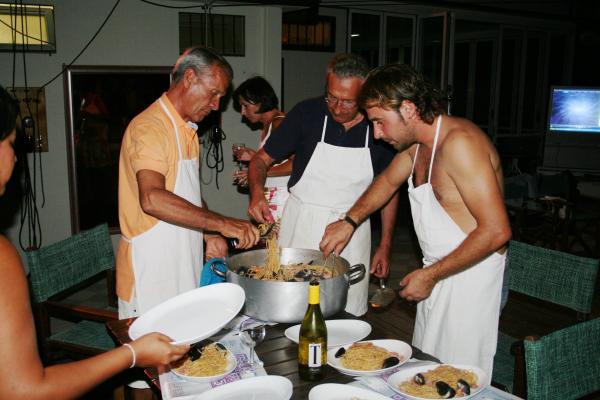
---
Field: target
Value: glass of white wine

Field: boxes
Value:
[232,142,246,167]
[240,320,266,369]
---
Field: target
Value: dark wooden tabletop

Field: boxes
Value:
[106,312,439,399]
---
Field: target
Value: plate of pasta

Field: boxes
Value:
[387,363,487,399]
[327,339,412,377]
[285,319,372,348]
[171,342,237,382]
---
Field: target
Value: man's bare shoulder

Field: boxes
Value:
[440,117,494,154]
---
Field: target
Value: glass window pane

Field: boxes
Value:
[473,41,493,127]
[452,42,470,118]
[420,16,444,89]
[522,34,541,131]
[351,13,380,68]
[385,16,413,65]
[497,30,521,135]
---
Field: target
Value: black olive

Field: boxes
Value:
[414,373,426,385]
[436,381,456,398]
[335,347,346,358]
[457,379,471,395]
[382,356,400,368]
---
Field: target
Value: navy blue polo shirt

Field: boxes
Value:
[263,97,396,189]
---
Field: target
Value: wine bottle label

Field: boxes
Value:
[308,343,322,367]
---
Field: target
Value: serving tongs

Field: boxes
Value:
[258,220,279,238]
[228,221,280,249]
[368,278,396,309]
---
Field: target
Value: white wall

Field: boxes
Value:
[1,0,281,251]
[282,7,347,111]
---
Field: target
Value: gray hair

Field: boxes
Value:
[172,46,233,83]
[327,53,369,80]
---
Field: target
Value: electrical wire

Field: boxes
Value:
[139,0,208,9]
[7,0,120,248]
[0,19,54,46]
[38,0,121,91]
[203,125,227,189]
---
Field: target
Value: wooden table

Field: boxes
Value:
[106,313,439,399]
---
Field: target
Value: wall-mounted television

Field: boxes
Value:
[548,87,600,134]
[543,86,600,172]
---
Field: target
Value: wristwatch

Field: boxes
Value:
[341,213,359,230]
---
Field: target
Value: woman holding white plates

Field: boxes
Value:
[0,85,189,399]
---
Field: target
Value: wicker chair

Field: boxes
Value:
[25,223,118,362]
[492,240,599,397]
[522,317,600,400]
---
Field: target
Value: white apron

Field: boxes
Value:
[260,119,290,220]
[408,116,505,383]
[278,116,373,316]
[125,98,203,316]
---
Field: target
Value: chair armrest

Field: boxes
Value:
[45,300,118,322]
[511,335,539,398]
[107,267,117,308]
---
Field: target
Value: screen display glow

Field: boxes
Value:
[549,88,600,133]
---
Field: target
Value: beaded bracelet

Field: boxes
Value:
[123,343,136,368]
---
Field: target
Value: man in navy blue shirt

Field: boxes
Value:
[247,54,399,316]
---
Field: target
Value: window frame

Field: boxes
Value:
[0,2,56,52]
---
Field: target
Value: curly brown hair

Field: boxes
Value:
[358,64,444,124]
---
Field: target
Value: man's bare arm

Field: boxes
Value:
[247,148,275,223]
[399,134,511,300]
[371,190,399,278]
[137,169,258,248]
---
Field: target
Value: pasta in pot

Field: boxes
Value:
[238,230,338,282]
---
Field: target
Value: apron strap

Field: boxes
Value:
[320,115,328,142]
[428,115,443,183]
[410,145,420,177]
[158,98,183,161]
[364,124,370,148]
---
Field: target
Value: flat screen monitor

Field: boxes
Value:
[543,86,600,172]
[548,87,600,134]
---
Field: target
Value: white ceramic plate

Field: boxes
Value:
[284,319,371,348]
[128,283,245,345]
[171,343,237,383]
[193,375,293,400]
[387,363,488,400]
[327,339,412,377]
[309,383,391,400]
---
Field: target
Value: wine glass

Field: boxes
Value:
[232,143,246,168]
[240,321,266,369]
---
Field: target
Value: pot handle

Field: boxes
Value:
[347,263,366,286]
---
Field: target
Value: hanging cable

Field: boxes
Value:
[138,0,207,9]
[203,125,226,189]
[37,0,121,91]
[13,0,43,250]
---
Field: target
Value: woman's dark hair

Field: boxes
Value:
[359,64,444,124]
[0,85,19,141]
[232,76,279,114]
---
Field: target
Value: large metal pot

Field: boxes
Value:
[226,248,365,323]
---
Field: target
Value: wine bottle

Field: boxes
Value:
[298,280,328,381]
